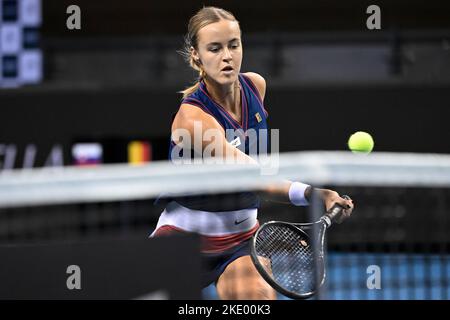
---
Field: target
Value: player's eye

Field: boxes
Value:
[209,47,220,53]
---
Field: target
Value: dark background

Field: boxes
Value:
[1,85,449,167]
[41,0,450,35]
[1,0,450,168]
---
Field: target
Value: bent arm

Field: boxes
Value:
[172,104,257,165]
[172,102,353,219]
[172,105,309,203]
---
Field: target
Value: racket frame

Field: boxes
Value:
[250,195,350,299]
[250,219,328,299]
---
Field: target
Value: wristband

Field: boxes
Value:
[288,182,311,206]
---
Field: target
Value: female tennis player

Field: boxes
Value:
[151,6,354,300]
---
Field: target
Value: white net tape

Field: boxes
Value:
[1,151,450,208]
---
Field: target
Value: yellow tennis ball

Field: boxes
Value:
[348,131,374,154]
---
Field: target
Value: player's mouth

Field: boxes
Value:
[221,66,234,74]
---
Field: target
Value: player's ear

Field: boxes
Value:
[190,47,201,65]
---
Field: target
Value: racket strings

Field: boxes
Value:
[255,224,324,295]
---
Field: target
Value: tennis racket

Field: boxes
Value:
[250,195,351,299]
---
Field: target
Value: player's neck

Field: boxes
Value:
[204,78,241,114]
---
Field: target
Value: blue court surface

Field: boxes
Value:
[202,252,450,300]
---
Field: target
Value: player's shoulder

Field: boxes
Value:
[176,102,215,126]
[242,72,266,89]
[173,103,222,134]
[178,102,208,119]
[242,72,266,101]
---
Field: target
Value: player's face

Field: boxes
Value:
[193,19,242,86]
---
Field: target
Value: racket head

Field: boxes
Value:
[250,221,326,299]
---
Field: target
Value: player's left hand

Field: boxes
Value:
[318,189,354,223]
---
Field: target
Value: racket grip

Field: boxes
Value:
[326,195,351,222]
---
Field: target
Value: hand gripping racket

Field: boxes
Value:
[250,195,351,299]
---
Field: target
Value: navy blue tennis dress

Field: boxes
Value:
[152,73,269,287]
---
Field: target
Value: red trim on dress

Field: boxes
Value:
[153,222,260,254]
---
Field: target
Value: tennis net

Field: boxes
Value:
[0,151,449,299]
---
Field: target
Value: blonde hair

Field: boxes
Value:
[179,7,240,99]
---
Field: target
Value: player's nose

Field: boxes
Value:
[222,47,232,61]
